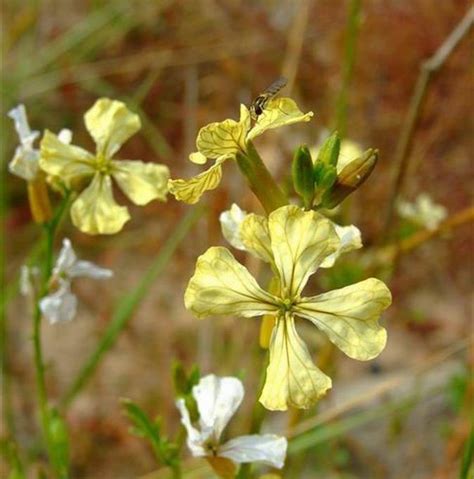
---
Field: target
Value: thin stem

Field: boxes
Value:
[382,6,474,239]
[236,142,288,214]
[332,0,362,138]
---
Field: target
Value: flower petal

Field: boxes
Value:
[260,314,331,411]
[8,104,39,145]
[295,278,391,360]
[84,98,141,157]
[53,238,77,277]
[176,398,207,457]
[247,97,313,141]
[39,130,95,186]
[268,205,339,297]
[220,434,287,468]
[195,105,249,159]
[219,203,247,251]
[184,246,279,319]
[240,212,273,264]
[320,224,362,268]
[70,174,130,235]
[39,280,77,324]
[168,157,226,204]
[9,146,40,181]
[193,375,244,442]
[111,160,169,205]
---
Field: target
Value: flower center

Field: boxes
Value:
[94,154,112,175]
[279,297,295,312]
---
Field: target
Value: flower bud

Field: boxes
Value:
[322,148,378,209]
[292,145,315,209]
[316,131,340,167]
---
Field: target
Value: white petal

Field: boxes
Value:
[219,203,247,250]
[57,129,73,144]
[320,224,362,268]
[8,104,39,145]
[176,399,207,457]
[220,434,287,468]
[39,280,77,324]
[53,238,77,277]
[193,375,244,443]
[67,261,113,279]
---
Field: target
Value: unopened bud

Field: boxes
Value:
[322,149,378,209]
[292,145,314,209]
[316,131,340,167]
[27,174,52,224]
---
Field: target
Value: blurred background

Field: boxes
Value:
[2,1,473,478]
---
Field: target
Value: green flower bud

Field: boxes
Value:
[316,131,340,167]
[322,148,378,209]
[292,145,315,209]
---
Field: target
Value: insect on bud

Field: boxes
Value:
[292,145,315,209]
[322,148,378,209]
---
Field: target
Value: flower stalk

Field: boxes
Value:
[236,141,288,214]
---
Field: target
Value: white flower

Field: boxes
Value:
[397,193,447,231]
[8,105,41,181]
[176,374,287,472]
[219,203,362,268]
[8,104,72,181]
[39,238,112,324]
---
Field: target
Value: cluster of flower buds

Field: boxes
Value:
[292,131,378,210]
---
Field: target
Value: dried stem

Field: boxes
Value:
[382,6,474,239]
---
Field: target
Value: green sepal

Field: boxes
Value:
[316,131,340,167]
[292,145,315,209]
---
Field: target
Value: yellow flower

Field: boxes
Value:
[185,205,391,411]
[39,98,169,235]
[169,98,313,204]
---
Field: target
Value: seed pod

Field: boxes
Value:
[27,174,52,223]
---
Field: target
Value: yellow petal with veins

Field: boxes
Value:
[247,97,313,141]
[295,278,391,360]
[260,314,332,411]
[184,246,279,319]
[112,160,169,205]
[168,157,226,204]
[84,98,141,158]
[70,174,130,235]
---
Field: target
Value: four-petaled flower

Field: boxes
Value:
[185,205,391,410]
[39,238,113,324]
[177,374,287,477]
[168,98,313,204]
[39,98,169,235]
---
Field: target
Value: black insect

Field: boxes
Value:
[250,76,287,120]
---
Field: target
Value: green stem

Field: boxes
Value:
[332,0,361,138]
[61,205,204,409]
[236,142,288,214]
